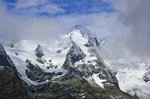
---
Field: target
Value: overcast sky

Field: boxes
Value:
[0,0,150,60]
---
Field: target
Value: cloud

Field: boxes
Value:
[115,0,150,59]
[97,0,150,62]
[7,0,65,16]
[0,1,63,41]
[0,3,20,41]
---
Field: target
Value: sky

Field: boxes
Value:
[0,0,150,61]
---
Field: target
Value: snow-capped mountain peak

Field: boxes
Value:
[67,26,100,67]
[69,25,99,50]
[70,25,89,35]
[69,25,90,40]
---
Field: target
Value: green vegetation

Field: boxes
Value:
[0,66,30,99]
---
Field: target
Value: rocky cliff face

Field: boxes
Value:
[0,43,14,67]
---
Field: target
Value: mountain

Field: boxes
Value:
[0,25,138,99]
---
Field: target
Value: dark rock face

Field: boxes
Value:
[35,45,44,58]
[144,66,150,83]
[64,68,83,79]
[25,61,63,83]
[0,66,31,99]
[144,72,150,82]
[0,43,14,67]
[92,37,99,46]
[36,58,46,64]
[67,42,86,64]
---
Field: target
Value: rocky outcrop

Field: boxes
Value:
[25,60,63,83]
[0,43,14,67]
[63,42,86,70]
[144,66,150,83]
[68,42,86,64]
[35,45,44,58]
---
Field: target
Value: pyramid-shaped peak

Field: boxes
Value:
[73,25,82,30]
[69,25,90,36]
[72,25,86,31]
[35,44,44,58]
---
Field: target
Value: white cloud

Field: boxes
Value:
[96,0,150,62]
[0,2,63,41]
[0,3,20,41]
[113,0,150,59]
[10,0,64,15]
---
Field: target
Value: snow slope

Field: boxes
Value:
[3,39,69,85]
